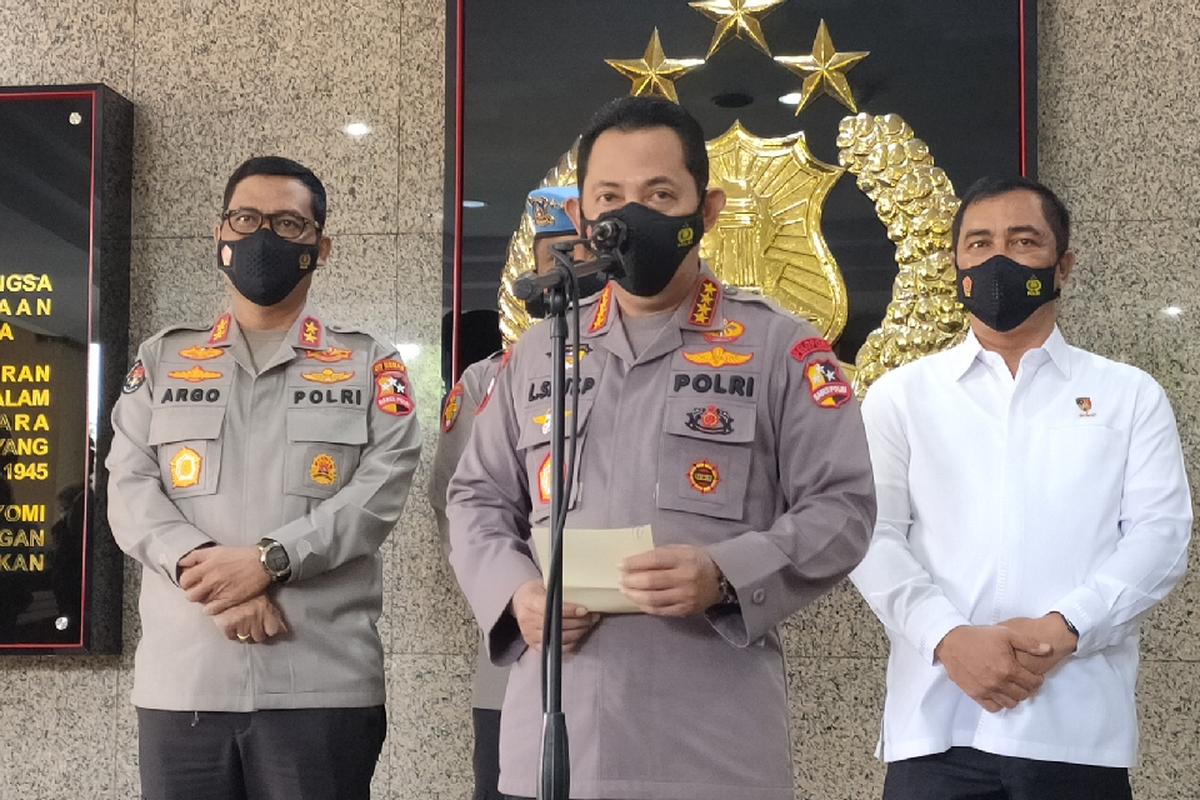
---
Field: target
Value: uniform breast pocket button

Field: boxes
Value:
[751,588,766,605]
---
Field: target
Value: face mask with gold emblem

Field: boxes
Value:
[956,254,1060,333]
[584,201,705,298]
[217,229,320,307]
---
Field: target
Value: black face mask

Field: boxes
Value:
[217,229,320,307]
[583,201,705,297]
[524,272,609,319]
[957,254,1060,332]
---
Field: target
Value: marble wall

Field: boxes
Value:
[0,1,1197,798]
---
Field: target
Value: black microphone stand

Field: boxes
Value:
[511,242,620,800]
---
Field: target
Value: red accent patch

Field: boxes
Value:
[299,316,323,347]
[373,358,414,416]
[442,383,464,432]
[688,278,720,326]
[537,453,552,504]
[588,284,613,334]
[804,359,852,408]
[207,313,232,345]
[688,460,720,493]
[790,337,833,363]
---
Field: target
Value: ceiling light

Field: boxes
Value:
[343,122,371,137]
[778,93,803,105]
[462,200,487,209]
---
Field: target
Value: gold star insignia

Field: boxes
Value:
[606,28,705,104]
[774,19,869,115]
[689,0,786,58]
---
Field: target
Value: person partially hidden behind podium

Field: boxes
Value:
[106,156,422,800]
[445,96,876,800]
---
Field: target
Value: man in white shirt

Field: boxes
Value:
[850,176,1192,800]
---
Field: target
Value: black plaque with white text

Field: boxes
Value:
[0,85,131,654]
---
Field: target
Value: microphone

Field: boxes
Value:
[588,217,626,254]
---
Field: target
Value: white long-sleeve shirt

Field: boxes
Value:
[850,326,1191,767]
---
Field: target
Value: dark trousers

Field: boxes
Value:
[883,747,1133,800]
[137,706,387,800]
[473,708,503,800]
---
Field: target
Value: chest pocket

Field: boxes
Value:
[285,407,368,500]
[656,395,757,521]
[518,399,595,525]
[148,406,227,500]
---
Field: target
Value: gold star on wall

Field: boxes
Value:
[689,0,787,58]
[774,19,869,114]
[605,28,705,104]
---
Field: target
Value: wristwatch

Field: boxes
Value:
[716,573,739,608]
[258,538,291,583]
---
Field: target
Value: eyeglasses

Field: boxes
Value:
[222,208,321,241]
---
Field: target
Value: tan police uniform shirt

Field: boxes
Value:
[447,269,876,800]
[428,352,510,709]
[107,306,422,711]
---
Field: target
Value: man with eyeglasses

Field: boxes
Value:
[107,156,422,799]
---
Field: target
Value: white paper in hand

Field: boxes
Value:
[531,526,655,614]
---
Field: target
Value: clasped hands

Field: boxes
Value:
[511,544,724,653]
[934,613,1079,713]
[177,545,287,643]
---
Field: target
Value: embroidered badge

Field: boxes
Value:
[805,359,852,408]
[436,384,461,433]
[685,404,734,435]
[122,360,146,394]
[1076,397,1095,417]
[304,346,353,363]
[169,447,202,489]
[961,276,973,298]
[179,346,224,361]
[299,316,322,347]
[1026,278,1043,297]
[310,453,337,485]
[372,358,414,416]
[704,319,744,344]
[789,336,833,363]
[301,368,354,384]
[547,343,592,369]
[687,460,720,494]
[588,284,613,334]
[537,453,552,504]
[167,365,223,382]
[208,313,232,345]
[688,278,720,326]
[533,408,571,435]
[682,346,754,368]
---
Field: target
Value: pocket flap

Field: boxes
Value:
[286,407,368,445]
[662,396,756,443]
[148,406,226,445]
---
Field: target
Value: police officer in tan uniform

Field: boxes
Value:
[107,156,422,800]
[431,184,603,800]
[446,97,876,800]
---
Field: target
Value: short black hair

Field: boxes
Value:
[952,175,1070,259]
[576,96,709,207]
[223,156,328,227]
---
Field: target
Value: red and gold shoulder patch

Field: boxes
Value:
[179,345,224,361]
[373,357,414,416]
[704,319,744,344]
[207,313,232,345]
[790,337,834,362]
[301,368,354,384]
[122,360,146,394]
[688,460,720,494]
[804,359,851,408]
[167,365,223,383]
[587,284,613,334]
[442,383,464,432]
[305,346,353,363]
[537,453,553,504]
[682,346,754,368]
[299,316,323,347]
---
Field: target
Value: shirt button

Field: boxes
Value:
[751,588,765,605]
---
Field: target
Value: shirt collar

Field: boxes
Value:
[951,324,1071,381]
[208,305,326,352]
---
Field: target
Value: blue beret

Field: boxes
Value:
[526,185,578,237]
